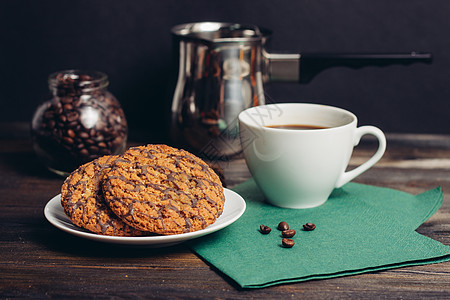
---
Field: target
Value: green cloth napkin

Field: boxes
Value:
[189,179,450,288]
[336,182,443,230]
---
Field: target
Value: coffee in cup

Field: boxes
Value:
[238,103,386,209]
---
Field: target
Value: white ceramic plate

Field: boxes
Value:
[44,188,246,247]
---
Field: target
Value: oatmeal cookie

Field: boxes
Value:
[102,144,225,235]
[61,155,146,236]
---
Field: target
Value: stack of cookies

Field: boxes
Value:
[60,144,225,236]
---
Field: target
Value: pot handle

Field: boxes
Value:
[266,52,433,83]
[298,52,433,84]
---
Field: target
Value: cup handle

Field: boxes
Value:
[335,126,386,188]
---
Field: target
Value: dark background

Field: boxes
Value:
[1,0,449,143]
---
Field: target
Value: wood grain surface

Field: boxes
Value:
[0,127,449,299]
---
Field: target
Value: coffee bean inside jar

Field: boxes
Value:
[31,70,128,176]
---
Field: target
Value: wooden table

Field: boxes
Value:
[1,124,449,298]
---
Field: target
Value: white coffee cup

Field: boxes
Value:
[238,103,386,209]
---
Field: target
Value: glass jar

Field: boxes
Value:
[31,70,128,176]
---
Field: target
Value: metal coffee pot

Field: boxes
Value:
[170,22,431,158]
